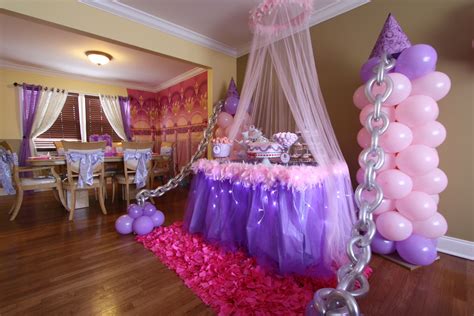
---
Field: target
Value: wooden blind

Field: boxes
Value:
[84,96,121,142]
[36,94,81,148]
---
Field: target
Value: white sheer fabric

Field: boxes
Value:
[228,0,355,266]
[99,95,128,141]
[30,89,68,155]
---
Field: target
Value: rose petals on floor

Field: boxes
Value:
[137,222,372,315]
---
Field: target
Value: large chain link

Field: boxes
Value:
[310,54,395,316]
[135,100,224,206]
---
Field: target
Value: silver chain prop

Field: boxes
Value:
[311,54,395,316]
[135,100,224,206]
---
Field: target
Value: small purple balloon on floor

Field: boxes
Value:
[115,214,134,235]
[128,204,143,219]
[143,203,157,217]
[396,234,438,266]
[132,216,155,235]
[371,231,396,255]
[150,210,165,227]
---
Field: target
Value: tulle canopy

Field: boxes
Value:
[229,0,356,267]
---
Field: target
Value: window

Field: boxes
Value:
[35,93,120,150]
[84,95,121,142]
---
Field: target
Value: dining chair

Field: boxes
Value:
[150,142,176,188]
[62,141,107,221]
[1,140,67,221]
[116,142,154,207]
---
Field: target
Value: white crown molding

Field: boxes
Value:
[0,59,156,92]
[79,0,238,57]
[438,236,474,261]
[155,67,206,92]
[236,0,370,57]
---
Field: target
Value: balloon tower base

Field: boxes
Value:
[378,253,440,270]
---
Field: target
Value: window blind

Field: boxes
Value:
[84,95,121,142]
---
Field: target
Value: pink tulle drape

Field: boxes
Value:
[228,0,356,267]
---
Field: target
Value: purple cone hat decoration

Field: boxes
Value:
[226,78,240,98]
[369,13,411,59]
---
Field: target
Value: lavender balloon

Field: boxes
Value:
[394,44,437,80]
[396,234,438,266]
[128,204,143,219]
[371,231,396,255]
[360,57,394,83]
[143,203,157,217]
[115,214,134,235]
[150,210,165,227]
[132,216,155,235]
[224,96,239,115]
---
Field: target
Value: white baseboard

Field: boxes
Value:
[437,236,474,260]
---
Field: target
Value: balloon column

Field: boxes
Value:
[115,202,165,236]
[354,14,449,266]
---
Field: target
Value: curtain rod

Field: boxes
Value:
[13,82,66,93]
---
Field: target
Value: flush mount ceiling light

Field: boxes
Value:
[85,50,113,66]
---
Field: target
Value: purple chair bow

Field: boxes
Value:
[65,151,104,188]
[124,149,152,189]
[0,147,16,195]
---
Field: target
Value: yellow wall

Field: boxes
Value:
[0,1,236,103]
[0,68,128,151]
[238,0,473,241]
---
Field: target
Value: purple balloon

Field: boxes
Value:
[143,203,157,217]
[128,204,143,219]
[150,210,165,227]
[360,57,394,83]
[224,96,239,115]
[371,231,396,255]
[115,214,134,235]
[396,234,438,266]
[394,44,437,80]
[132,216,155,235]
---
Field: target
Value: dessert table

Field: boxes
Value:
[183,159,356,277]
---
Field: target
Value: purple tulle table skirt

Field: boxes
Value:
[184,168,357,277]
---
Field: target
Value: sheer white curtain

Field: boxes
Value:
[30,89,68,155]
[228,0,355,266]
[99,95,127,141]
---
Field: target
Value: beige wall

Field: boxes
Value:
[237,0,473,241]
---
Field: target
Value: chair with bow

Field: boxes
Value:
[150,142,176,188]
[116,142,154,206]
[62,141,107,220]
[1,140,67,221]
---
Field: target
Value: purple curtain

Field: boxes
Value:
[118,96,132,141]
[19,84,42,166]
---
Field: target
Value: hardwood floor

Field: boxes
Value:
[0,187,472,315]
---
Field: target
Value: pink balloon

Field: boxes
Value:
[411,71,451,101]
[430,194,440,204]
[356,168,364,184]
[217,112,233,129]
[360,190,396,215]
[379,122,413,153]
[396,145,439,176]
[377,169,413,199]
[412,168,448,194]
[396,191,437,221]
[353,85,369,109]
[359,153,396,171]
[376,211,413,241]
[395,95,439,127]
[412,212,448,238]
[357,128,370,148]
[412,121,447,147]
[215,127,226,137]
[353,73,412,108]
[359,105,396,126]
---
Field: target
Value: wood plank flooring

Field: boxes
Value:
[0,187,472,315]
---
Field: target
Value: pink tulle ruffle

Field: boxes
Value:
[191,159,349,191]
[137,222,372,315]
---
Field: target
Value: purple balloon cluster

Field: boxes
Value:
[115,202,165,236]
[355,44,450,266]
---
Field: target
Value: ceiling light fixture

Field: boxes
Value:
[85,50,113,66]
